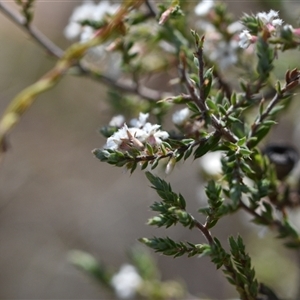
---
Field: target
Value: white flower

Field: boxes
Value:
[104,113,169,151]
[239,29,253,49]
[206,40,238,70]
[105,124,146,151]
[111,264,142,299]
[80,26,95,42]
[143,122,169,145]
[64,1,96,40]
[194,0,214,16]
[130,112,169,145]
[105,124,129,150]
[130,113,149,128]
[109,115,125,127]
[172,108,191,126]
[256,10,283,28]
[64,0,119,41]
[199,151,223,177]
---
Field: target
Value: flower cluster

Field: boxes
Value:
[256,10,283,31]
[64,0,119,42]
[238,10,300,50]
[194,1,243,70]
[104,113,169,152]
[238,10,283,49]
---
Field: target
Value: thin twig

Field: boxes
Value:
[179,52,205,112]
[194,218,214,246]
[179,51,238,143]
[77,64,164,101]
[239,200,283,231]
[183,40,237,143]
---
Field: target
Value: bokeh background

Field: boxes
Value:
[0,1,300,299]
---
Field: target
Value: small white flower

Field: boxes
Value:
[64,0,119,41]
[105,124,129,150]
[111,264,142,299]
[239,29,253,49]
[172,108,191,126]
[109,115,125,127]
[194,0,214,16]
[207,40,238,70]
[130,113,149,128]
[199,151,223,177]
[256,10,283,28]
[141,122,169,145]
[104,114,169,151]
[80,26,95,42]
[64,1,96,40]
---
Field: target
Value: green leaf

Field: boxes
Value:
[194,134,221,159]
[183,146,193,160]
[269,105,285,116]
[206,98,217,111]
[237,136,246,147]
[228,115,242,123]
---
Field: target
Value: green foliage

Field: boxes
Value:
[199,180,224,228]
[209,236,258,300]
[92,3,300,298]
[146,172,198,229]
[139,237,210,258]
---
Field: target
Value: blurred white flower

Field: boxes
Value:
[109,115,125,127]
[207,40,239,70]
[197,21,239,70]
[64,0,119,41]
[172,108,191,126]
[111,264,142,299]
[199,151,223,177]
[256,10,283,28]
[130,113,149,128]
[239,29,253,49]
[194,0,214,16]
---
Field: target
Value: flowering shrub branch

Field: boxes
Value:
[2,0,300,299]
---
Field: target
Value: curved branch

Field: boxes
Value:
[0,1,144,154]
[0,1,162,101]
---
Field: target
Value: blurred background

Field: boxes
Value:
[0,1,300,299]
